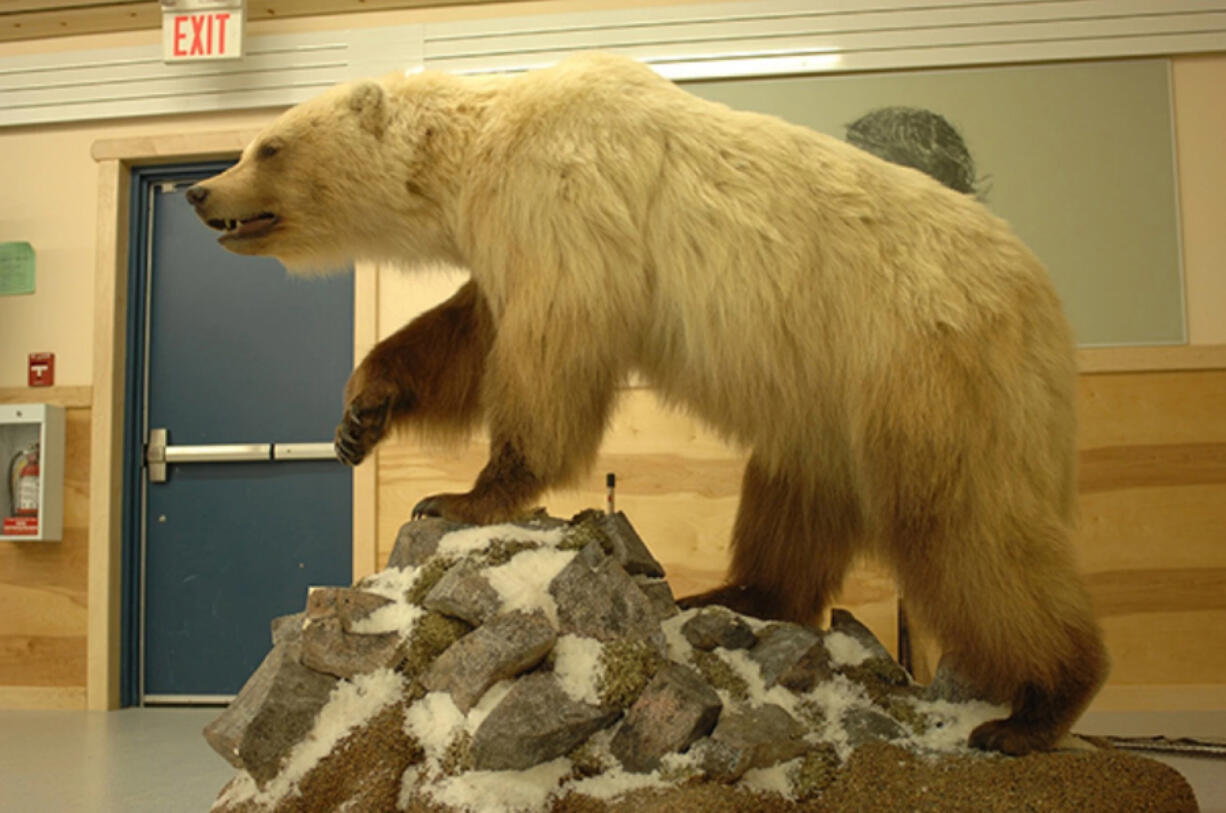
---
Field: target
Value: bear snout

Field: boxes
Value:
[186,185,209,207]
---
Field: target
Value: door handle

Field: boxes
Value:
[146,429,337,483]
[273,443,337,461]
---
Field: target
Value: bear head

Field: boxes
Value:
[186,77,455,273]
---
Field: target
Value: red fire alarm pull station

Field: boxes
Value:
[28,353,54,387]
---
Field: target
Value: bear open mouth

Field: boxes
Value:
[209,213,279,241]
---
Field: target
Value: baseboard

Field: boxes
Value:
[0,685,87,710]
[1089,684,1226,712]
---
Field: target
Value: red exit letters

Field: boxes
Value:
[163,11,243,61]
[174,13,230,58]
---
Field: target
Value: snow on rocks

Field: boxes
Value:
[208,511,1012,813]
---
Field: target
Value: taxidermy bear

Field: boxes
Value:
[187,52,1107,756]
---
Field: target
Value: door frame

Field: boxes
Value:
[89,130,378,710]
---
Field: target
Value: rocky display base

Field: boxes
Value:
[207,512,1198,812]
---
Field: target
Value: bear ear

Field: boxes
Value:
[348,81,386,136]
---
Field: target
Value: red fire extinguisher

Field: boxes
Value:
[8,443,39,518]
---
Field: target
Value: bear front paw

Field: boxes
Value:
[334,398,392,466]
[410,492,526,525]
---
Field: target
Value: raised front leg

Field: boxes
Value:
[335,279,491,466]
[410,292,624,525]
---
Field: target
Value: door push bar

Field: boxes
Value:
[145,428,337,483]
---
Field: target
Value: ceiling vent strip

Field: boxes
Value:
[1,0,1224,127]
[0,26,420,127]
[422,0,1226,78]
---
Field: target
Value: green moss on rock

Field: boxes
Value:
[688,649,749,702]
[596,638,664,709]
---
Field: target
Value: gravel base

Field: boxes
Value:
[394,741,1198,813]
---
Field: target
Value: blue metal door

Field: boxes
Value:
[130,165,353,702]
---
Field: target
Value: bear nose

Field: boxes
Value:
[185,185,209,206]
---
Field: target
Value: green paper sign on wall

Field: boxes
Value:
[0,242,35,296]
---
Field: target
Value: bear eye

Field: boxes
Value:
[257,141,282,160]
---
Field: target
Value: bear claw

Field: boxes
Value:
[333,400,390,466]
[411,495,445,520]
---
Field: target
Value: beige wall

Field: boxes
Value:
[0,0,680,390]
[1171,54,1226,346]
[0,4,1223,710]
[0,109,276,389]
[2,45,1224,388]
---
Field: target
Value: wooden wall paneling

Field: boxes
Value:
[374,363,1226,705]
[1076,368,1226,446]
[0,685,86,709]
[1077,344,1226,374]
[0,406,90,706]
[1074,368,1226,695]
[0,386,91,408]
[375,387,903,654]
[1078,485,1226,573]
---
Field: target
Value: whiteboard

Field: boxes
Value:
[685,59,1184,347]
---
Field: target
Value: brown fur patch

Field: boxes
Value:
[411,440,544,524]
[681,457,862,625]
[335,279,491,465]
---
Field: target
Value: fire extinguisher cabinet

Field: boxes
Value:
[0,403,65,542]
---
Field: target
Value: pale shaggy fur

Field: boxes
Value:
[189,52,1106,754]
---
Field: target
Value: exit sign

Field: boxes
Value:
[162,4,244,62]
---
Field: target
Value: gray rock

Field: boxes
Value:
[550,542,666,651]
[565,510,666,578]
[306,587,393,632]
[682,607,756,651]
[701,703,810,781]
[828,609,910,686]
[634,575,680,620]
[597,511,666,577]
[387,517,470,568]
[270,612,304,646]
[421,610,556,713]
[829,608,895,663]
[924,653,989,704]
[300,616,404,679]
[610,663,722,773]
[470,673,619,771]
[422,559,502,625]
[748,623,832,691]
[203,641,338,786]
[843,706,908,748]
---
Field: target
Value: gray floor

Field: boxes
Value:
[0,708,1221,812]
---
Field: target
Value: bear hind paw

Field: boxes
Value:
[968,717,1059,756]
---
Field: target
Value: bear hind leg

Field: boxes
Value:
[898,519,1107,755]
[967,627,1106,755]
[964,600,1107,755]
[679,455,862,624]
